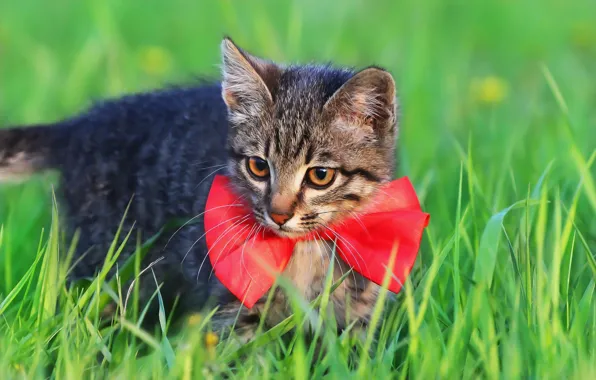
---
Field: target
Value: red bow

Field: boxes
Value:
[204,175,430,308]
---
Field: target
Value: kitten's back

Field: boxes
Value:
[0,83,231,276]
[0,83,227,181]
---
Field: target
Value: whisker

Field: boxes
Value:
[312,231,327,270]
[311,208,370,237]
[206,223,253,281]
[239,224,259,283]
[163,200,246,252]
[179,213,249,264]
[316,231,339,275]
[347,210,370,237]
[190,159,209,166]
[194,166,227,190]
[300,209,357,233]
[307,239,314,279]
[367,187,405,210]
[314,230,352,295]
[192,214,251,279]
[248,225,264,250]
[316,221,371,277]
[193,163,228,170]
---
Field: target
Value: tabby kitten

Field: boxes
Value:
[0,38,398,339]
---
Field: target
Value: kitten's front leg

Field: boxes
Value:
[209,301,262,345]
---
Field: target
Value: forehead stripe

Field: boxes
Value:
[293,129,310,159]
[305,145,315,164]
[264,136,271,157]
[274,127,282,154]
[339,168,381,183]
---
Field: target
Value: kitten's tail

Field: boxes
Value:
[0,125,65,182]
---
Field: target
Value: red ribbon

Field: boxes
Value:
[204,175,429,308]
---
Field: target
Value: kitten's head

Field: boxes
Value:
[220,38,398,238]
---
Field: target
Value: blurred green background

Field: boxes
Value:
[1,1,596,374]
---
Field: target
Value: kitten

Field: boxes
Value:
[0,38,398,340]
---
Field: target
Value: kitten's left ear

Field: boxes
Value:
[324,67,397,136]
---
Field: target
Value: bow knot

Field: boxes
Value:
[205,175,429,308]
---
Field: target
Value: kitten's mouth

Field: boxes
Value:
[258,222,309,239]
[270,225,306,239]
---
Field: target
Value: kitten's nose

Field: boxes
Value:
[269,192,295,226]
[269,212,293,226]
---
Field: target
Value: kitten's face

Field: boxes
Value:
[220,39,398,238]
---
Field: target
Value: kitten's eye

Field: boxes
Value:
[246,157,270,180]
[306,167,337,189]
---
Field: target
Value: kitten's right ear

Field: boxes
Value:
[220,38,280,120]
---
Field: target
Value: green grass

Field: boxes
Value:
[2,0,596,378]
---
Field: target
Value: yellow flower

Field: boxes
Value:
[138,46,172,76]
[571,22,596,50]
[205,332,219,347]
[187,313,202,326]
[470,76,508,105]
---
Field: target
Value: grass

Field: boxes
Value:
[1,0,596,378]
